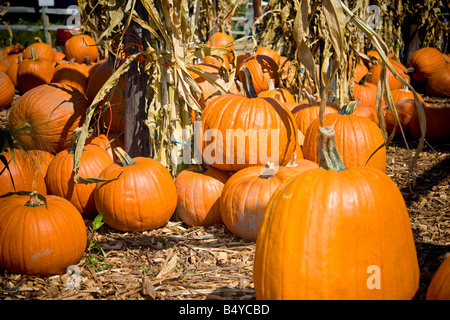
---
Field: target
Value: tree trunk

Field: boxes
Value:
[124,1,150,158]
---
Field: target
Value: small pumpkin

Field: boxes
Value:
[391,85,423,104]
[254,126,420,300]
[64,34,99,64]
[51,58,89,94]
[426,255,450,300]
[383,99,419,137]
[367,59,410,90]
[238,54,280,94]
[407,47,448,83]
[87,133,125,162]
[23,42,55,62]
[425,64,450,97]
[17,48,54,93]
[255,46,281,66]
[0,191,87,276]
[352,73,378,108]
[0,72,15,109]
[94,147,177,232]
[175,165,230,227]
[257,79,295,103]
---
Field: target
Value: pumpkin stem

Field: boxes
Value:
[69,58,76,64]
[69,127,83,154]
[28,47,38,61]
[239,65,259,99]
[260,162,277,179]
[267,78,275,91]
[85,56,92,67]
[114,147,137,167]
[317,126,346,171]
[193,163,208,174]
[304,90,317,105]
[404,67,415,74]
[25,191,44,207]
[338,99,359,115]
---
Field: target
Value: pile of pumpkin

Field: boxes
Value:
[0,32,449,300]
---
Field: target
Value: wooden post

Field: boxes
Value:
[253,0,261,20]
[123,1,150,158]
[41,6,52,45]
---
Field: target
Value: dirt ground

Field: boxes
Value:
[0,95,449,301]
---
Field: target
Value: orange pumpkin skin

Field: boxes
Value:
[220,164,289,242]
[8,84,89,153]
[390,86,423,104]
[0,149,47,196]
[27,149,55,178]
[426,256,450,300]
[201,94,298,172]
[52,59,89,94]
[255,47,281,66]
[0,53,22,86]
[45,143,113,216]
[352,105,379,125]
[254,127,419,300]
[352,74,378,108]
[425,64,450,97]
[303,112,386,172]
[277,158,319,180]
[94,150,177,232]
[291,101,339,136]
[257,85,295,104]
[0,192,87,276]
[87,133,124,162]
[23,43,55,62]
[64,34,99,64]
[206,32,234,63]
[367,59,410,90]
[383,99,418,137]
[0,72,15,109]
[175,166,230,227]
[238,55,280,94]
[410,104,450,141]
[407,47,448,83]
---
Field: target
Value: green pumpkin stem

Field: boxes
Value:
[25,191,44,207]
[338,99,360,115]
[239,65,259,99]
[317,126,346,171]
[114,147,137,167]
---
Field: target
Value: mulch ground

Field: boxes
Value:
[0,95,449,301]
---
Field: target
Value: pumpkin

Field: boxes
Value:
[203,54,230,71]
[0,53,22,86]
[254,126,419,300]
[352,104,379,125]
[426,256,450,300]
[94,147,177,232]
[236,48,251,74]
[8,83,89,153]
[352,73,378,108]
[23,42,55,62]
[383,99,419,137]
[175,165,230,227]
[257,79,295,104]
[238,54,280,94]
[51,58,89,94]
[277,156,319,180]
[255,46,281,66]
[220,162,290,242]
[64,34,99,64]
[303,102,386,172]
[407,47,448,83]
[206,32,234,62]
[27,149,55,178]
[367,59,410,90]
[201,66,298,172]
[425,64,450,97]
[0,72,15,109]
[0,148,47,196]
[291,96,340,137]
[278,58,297,89]
[45,129,113,216]
[53,50,66,62]
[188,63,239,110]
[0,191,87,276]
[410,103,450,141]
[391,85,423,103]
[17,48,54,93]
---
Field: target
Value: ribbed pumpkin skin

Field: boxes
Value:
[52,60,89,94]
[175,166,230,227]
[426,256,450,300]
[291,103,339,135]
[94,157,177,232]
[23,43,55,62]
[425,64,450,97]
[410,104,450,141]
[352,105,379,125]
[352,79,378,107]
[303,113,386,172]
[0,194,87,276]
[8,84,89,153]
[367,59,410,90]
[0,71,15,109]
[238,55,280,93]
[384,99,418,137]
[64,35,99,64]
[201,94,298,172]
[254,167,420,300]
[220,165,289,242]
[45,144,113,216]
[0,149,47,196]
[408,47,448,83]
[17,57,54,93]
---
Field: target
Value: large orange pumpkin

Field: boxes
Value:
[17,48,54,93]
[23,42,55,63]
[175,165,230,227]
[94,147,177,232]
[51,58,89,94]
[407,47,448,83]
[254,126,419,300]
[303,103,386,172]
[0,191,87,276]
[8,83,89,153]
[45,130,113,216]
[201,66,297,172]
